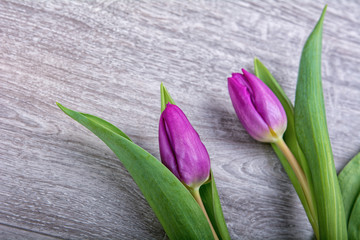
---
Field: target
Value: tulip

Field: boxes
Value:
[159,103,210,190]
[228,68,317,237]
[159,88,218,240]
[228,69,287,143]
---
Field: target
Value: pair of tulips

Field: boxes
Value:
[160,69,287,190]
[160,69,299,239]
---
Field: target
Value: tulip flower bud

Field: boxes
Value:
[228,69,287,142]
[159,104,210,189]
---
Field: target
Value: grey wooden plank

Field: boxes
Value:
[0,223,59,240]
[0,0,359,239]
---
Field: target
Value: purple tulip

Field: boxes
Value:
[228,69,287,142]
[159,104,210,189]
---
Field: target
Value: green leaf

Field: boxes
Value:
[348,193,360,240]
[200,171,231,240]
[254,58,318,236]
[294,6,347,239]
[56,103,214,240]
[339,153,360,223]
[80,113,132,142]
[161,82,175,112]
[160,84,230,239]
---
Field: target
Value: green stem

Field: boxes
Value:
[190,189,219,240]
[275,138,319,239]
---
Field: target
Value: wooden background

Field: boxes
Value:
[1,0,359,239]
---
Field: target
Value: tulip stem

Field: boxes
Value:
[190,189,219,240]
[275,138,319,239]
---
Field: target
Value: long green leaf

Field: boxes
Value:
[81,113,132,142]
[339,153,360,223]
[294,6,347,239]
[57,103,214,240]
[200,171,231,240]
[348,193,360,240]
[339,153,360,239]
[160,84,230,240]
[254,58,318,235]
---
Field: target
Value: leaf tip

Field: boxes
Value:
[253,57,263,75]
[323,4,328,13]
[56,102,74,117]
[160,83,175,112]
[56,102,65,111]
[319,5,327,24]
[312,5,327,34]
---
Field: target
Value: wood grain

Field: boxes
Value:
[1,0,359,239]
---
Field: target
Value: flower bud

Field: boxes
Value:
[228,69,287,142]
[159,104,210,189]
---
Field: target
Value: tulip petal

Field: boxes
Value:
[228,75,272,142]
[242,69,287,136]
[159,116,181,179]
[160,104,210,188]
